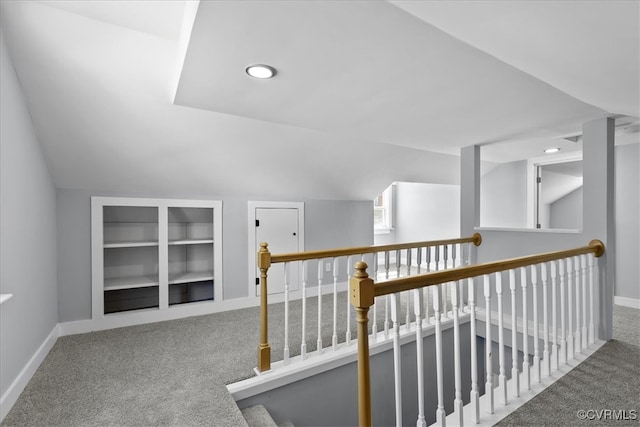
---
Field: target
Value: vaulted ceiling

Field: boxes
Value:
[1,1,638,200]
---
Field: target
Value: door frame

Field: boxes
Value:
[247,201,305,298]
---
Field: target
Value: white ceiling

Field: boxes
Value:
[1,0,638,200]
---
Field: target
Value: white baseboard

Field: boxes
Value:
[0,324,59,422]
[614,296,640,309]
[59,297,261,336]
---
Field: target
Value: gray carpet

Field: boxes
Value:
[496,305,640,426]
[1,291,390,427]
[3,298,636,426]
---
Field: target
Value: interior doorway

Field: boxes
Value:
[248,202,304,296]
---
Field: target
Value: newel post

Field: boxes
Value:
[350,261,375,427]
[257,242,272,372]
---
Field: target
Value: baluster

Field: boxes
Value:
[496,272,507,405]
[416,247,423,274]
[509,269,519,397]
[396,249,401,279]
[588,254,595,345]
[433,284,446,425]
[581,255,588,350]
[574,256,582,355]
[284,262,290,365]
[345,256,353,346]
[550,260,558,371]
[558,258,567,365]
[423,247,431,324]
[384,251,391,339]
[531,265,541,383]
[469,277,480,423]
[406,249,412,330]
[444,245,451,317]
[391,292,403,427]
[435,246,441,316]
[483,274,494,414]
[301,260,308,360]
[452,281,463,425]
[372,253,379,342]
[566,257,574,360]
[414,287,426,427]
[317,260,323,355]
[520,267,530,390]
[541,263,550,377]
[332,257,339,350]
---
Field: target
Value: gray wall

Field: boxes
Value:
[57,190,373,322]
[374,182,460,246]
[615,143,640,300]
[237,323,476,427]
[550,187,583,229]
[480,160,528,228]
[0,29,58,398]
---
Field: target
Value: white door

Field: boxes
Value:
[255,208,300,295]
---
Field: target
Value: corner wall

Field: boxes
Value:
[0,28,58,416]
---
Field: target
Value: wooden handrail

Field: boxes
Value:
[256,233,482,373]
[269,233,482,264]
[374,239,605,297]
[349,239,605,427]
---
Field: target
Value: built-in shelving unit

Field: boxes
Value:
[91,197,222,321]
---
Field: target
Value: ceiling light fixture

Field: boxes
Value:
[544,147,560,154]
[245,64,277,79]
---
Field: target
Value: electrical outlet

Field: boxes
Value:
[325,262,331,272]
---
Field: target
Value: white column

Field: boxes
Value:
[483,274,494,414]
[391,292,403,427]
[581,254,588,350]
[301,260,308,360]
[452,281,463,425]
[531,265,541,383]
[284,262,290,364]
[588,254,595,345]
[372,253,379,342]
[317,259,323,354]
[509,269,519,397]
[468,277,480,424]
[346,255,353,346]
[574,256,582,355]
[433,284,446,426]
[414,288,426,427]
[496,272,507,405]
[550,260,558,371]
[332,257,339,350]
[541,263,550,377]
[566,257,574,360]
[559,258,567,365]
[520,267,531,390]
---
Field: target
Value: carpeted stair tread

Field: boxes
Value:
[241,405,278,427]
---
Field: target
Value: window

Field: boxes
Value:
[374,184,394,233]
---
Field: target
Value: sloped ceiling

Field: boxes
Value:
[0,0,638,200]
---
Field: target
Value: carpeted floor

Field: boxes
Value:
[1,292,375,427]
[2,299,637,426]
[496,305,640,426]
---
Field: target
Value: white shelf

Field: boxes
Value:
[169,271,214,285]
[104,240,159,248]
[104,276,159,291]
[168,239,213,246]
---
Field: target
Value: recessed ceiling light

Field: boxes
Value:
[245,64,277,79]
[544,147,560,154]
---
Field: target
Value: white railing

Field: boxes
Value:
[256,234,482,373]
[350,239,605,427]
